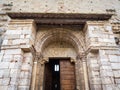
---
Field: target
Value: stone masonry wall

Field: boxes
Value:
[0,19,36,90]
[85,21,120,90]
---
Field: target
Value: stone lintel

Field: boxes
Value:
[7,13,112,26]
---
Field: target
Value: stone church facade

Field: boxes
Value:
[0,0,120,90]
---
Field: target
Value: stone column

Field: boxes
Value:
[31,61,37,90]
[35,57,48,90]
[82,56,89,90]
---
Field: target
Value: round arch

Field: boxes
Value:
[35,29,85,57]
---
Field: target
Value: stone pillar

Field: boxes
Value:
[31,61,37,90]
[85,21,120,90]
[0,19,36,90]
[35,57,48,90]
[82,56,89,90]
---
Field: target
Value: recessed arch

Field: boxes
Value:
[35,29,85,56]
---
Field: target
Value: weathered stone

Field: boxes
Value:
[90,77,102,84]
[0,86,8,90]
[90,84,102,90]
[0,53,3,62]
[113,71,120,78]
[4,49,23,55]
[10,78,19,85]
[0,62,9,69]
[101,77,114,84]
[3,69,10,78]
[100,69,113,77]
[19,79,30,86]
[8,85,17,90]
[109,55,119,63]
[9,62,21,69]
[10,69,20,77]
[111,63,120,69]
[18,86,29,90]
[0,1,120,89]
[0,78,10,85]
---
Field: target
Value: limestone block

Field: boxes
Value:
[105,50,120,55]
[0,86,8,90]
[89,59,98,64]
[115,79,120,84]
[8,85,17,90]
[21,45,31,52]
[5,34,20,39]
[9,62,22,69]
[6,30,22,35]
[22,30,32,35]
[100,66,112,70]
[113,71,120,78]
[90,63,99,69]
[101,77,114,84]
[10,69,20,77]
[0,62,9,69]
[19,71,31,79]
[88,26,95,31]
[20,35,25,39]
[99,60,111,66]
[4,49,23,55]
[109,35,115,39]
[24,57,33,65]
[13,55,23,62]
[0,78,10,85]
[3,69,10,78]
[3,54,13,62]
[105,26,112,31]
[21,64,32,72]
[10,77,19,85]
[24,52,32,57]
[19,79,30,86]
[90,71,100,77]
[18,86,29,90]
[12,39,21,45]
[102,85,120,90]
[111,63,120,69]
[2,40,8,45]
[25,35,30,38]
[10,78,19,85]
[0,70,3,78]
[19,39,30,44]
[109,55,119,63]
[100,69,113,77]
[0,53,3,62]
[90,84,102,90]
[90,77,102,84]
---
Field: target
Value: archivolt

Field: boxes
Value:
[35,29,85,54]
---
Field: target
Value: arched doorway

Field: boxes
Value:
[43,41,77,90]
[34,28,87,90]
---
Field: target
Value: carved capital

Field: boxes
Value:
[39,57,49,65]
[70,58,76,63]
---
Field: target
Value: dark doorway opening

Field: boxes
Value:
[44,58,76,90]
[44,59,60,90]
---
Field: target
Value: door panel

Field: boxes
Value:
[44,63,53,90]
[60,60,76,90]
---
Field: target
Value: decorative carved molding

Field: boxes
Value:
[39,57,49,65]
[70,58,76,63]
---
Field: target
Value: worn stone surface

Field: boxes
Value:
[0,0,120,90]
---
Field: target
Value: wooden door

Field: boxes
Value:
[60,59,76,90]
[44,62,53,90]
